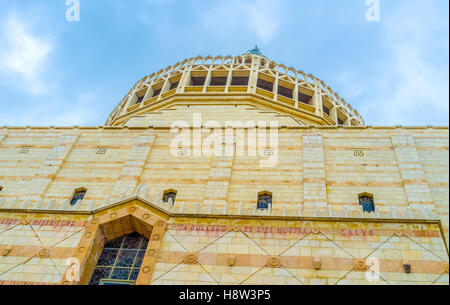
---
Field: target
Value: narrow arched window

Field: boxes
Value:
[257,192,272,210]
[89,232,148,285]
[70,188,87,206]
[359,193,375,213]
[163,190,177,205]
[0,186,3,192]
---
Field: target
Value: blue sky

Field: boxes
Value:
[0,0,448,126]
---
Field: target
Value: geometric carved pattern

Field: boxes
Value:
[0,197,447,285]
[151,223,449,285]
[0,220,85,284]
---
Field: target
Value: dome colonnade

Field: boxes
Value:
[106,53,364,127]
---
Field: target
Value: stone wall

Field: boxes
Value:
[0,125,448,285]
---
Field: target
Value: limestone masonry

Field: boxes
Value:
[0,52,448,285]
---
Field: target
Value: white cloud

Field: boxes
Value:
[368,2,448,125]
[0,91,100,127]
[381,45,449,124]
[338,1,449,126]
[199,0,281,44]
[0,16,52,94]
[52,92,100,126]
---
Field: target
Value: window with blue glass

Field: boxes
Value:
[70,188,86,206]
[359,194,375,213]
[257,192,272,210]
[163,190,177,205]
[88,232,149,285]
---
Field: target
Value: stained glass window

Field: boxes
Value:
[359,195,375,213]
[257,193,272,210]
[70,190,86,206]
[163,191,177,205]
[88,232,149,285]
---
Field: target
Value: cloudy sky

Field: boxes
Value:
[0,0,448,126]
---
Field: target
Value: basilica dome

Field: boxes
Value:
[106,48,364,127]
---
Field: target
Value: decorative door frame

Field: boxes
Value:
[61,199,168,285]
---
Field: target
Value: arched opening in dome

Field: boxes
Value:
[298,87,313,105]
[151,81,164,98]
[210,71,228,86]
[231,71,249,86]
[133,88,147,105]
[135,95,144,104]
[322,104,330,117]
[256,75,274,92]
[170,81,179,90]
[189,71,207,87]
[152,88,161,97]
[278,80,294,99]
[169,75,181,91]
